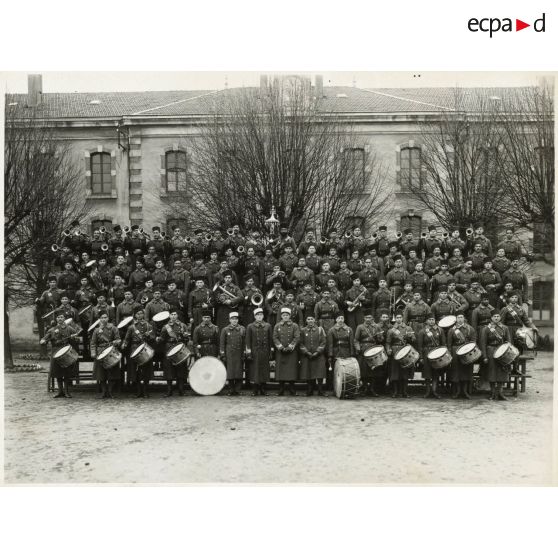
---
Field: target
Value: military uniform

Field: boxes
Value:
[108,284,126,307]
[372,287,391,321]
[144,299,170,322]
[242,256,265,289]
[316,271,337,293]
[470,234,493,258]
[492,256,511,276]
[430,271,455,301]
[447,256,464,275]
[464,288,484,322]
[289,266,315,292]
[279,253,298,275]
[327,323,354,359]
[42,322,80,380]
[193,321,220,357]
[91,324,121,382]
[386,268,409,299]
[478,269,502,307]
[480,323,512,383]
[122,320,154,385]
[116,300,142,325]
[90,303,115,324]
[319,255,339,273]
[135,287,154,305]
[358,268,380,292]
[163,289,188,321]
[417,325,447,380]
[273,320,300,382]
[245,320,273,384]
[191,263,211,287]
[502,269,529,301]
[314,299,339,333]
[128,269,151,296]
[471,303,494,333]
[161,320,191,382]
[170,269,191,293]
[399,238,420,258]
[57,269,80,300]
[240,286,263,325]
[454,269,477,293]
[409,271,430,301]
[386,323,415,382]
[344,285,368,331]
[424,256,443,278]
[447,323,477,382]
[110,264,131,283]
[403,300,432,336]
[354,321,386,384]
[497,239,523,261]
[188,286,214,329]
[151,268,171,292]
[220,323,246,382]
[296,290,319,326]
[500,303,533,346]
[299,324,327,381]
[334,269,352,293]
[422,237,442,258]
[430,298,456,322]
[215,283,242,331]
[469,251,488,272]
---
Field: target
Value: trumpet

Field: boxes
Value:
[184,236,192,243]
[370,232,378,241]
[51,244,59,252]
[139,227,151,240]
[205,233,213,242]
[227,228,234,236]
[251,293,264,307]
[123,225,131,234]
[344,231,353,239]
[62,229,72,237]
[466,228,474,236]
[237,246,245,254]
[216,284,238,306]
[101,243,109,252]
[99,226,107,234]
[320,237,328,244]
[396,232,403,240]
[421,232,428,239]
[442,232,449,239]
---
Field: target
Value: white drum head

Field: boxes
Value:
[153,311,170,323]
[117,316,133,329]
[167,343,184,357]
[98,346,113,360]
[364,346,384,357]
[54,345,71,358]
[457,342,476,356]
[131,344,145,359]
[493,343,509,359]
[428,347,447,360]
[88,319,100,333]
[438,315,457,328]
[333,368,342,398]
[188,356,226,395]
[394,346,411,361]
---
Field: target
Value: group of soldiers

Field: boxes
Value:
[38,221,536,400]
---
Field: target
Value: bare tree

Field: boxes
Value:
[4,105,89,365]
[166,80,392,239]
[494,84,554,247]
[407,88,506,234]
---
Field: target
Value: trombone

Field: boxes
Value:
[389,287,397,322]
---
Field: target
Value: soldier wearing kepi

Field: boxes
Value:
[245,307,273,396]
[91,311,121,399]
[299,315,327,396]
[417,315,446,399]
[220,311,246,396]
[160,310,191,397]
[354,311,384,396]
[447,313,477,399]
[386,312,415,398]
[121,308,154,398]
[40,313,81,398]
[273,308,301,396]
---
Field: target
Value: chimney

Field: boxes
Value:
[260,74,268,94]
[315,75,324,99]
[27,74,43,107]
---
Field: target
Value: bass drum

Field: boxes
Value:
[189,356,227,395]
[333,357,360,400]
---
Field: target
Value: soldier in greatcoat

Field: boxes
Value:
[273,308,301,396]
[386,312,416,398]
[90,311,121,399]
[296,282,319,326]
[299,315,327,396]
[121,307,155,398]
[417,315,447,399]
[160,310,191,397]
[192,311,220,358]
[220,312,246,396]
[245,308,273,395]
[40,313,81,398]
[447,313,477,399]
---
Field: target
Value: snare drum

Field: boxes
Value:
[438,315,457,329]
[97,346,122,369]
[166,343,191,366]
[515,327,537,349]
[153,311,170,326]
[333,357,361,399]
[427,347,452,369]
[53,345,79,368]
[493,342,520,365]
[394,345,420,368]
[363,345,388,369]
[456,342,482,365]
[130,343,154,366]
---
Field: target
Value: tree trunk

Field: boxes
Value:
[4,307,14,368]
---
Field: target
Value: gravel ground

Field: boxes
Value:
[3,353,554,485]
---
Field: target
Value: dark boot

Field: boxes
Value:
[63,380,72,398]
[401,379,409,398]
[164,381,174,397]
[487,383,496,400]
[144,381,150,398]
[106,380,114,399]
[306,381,314,397]
[288,381,297,396]
[451,382,459,399]
[391,381,399,398]
[432,379,441,399]
[277,382,285,396]
[233,380,241,395]
[136,381,144,398]
[462,382,471,399]
[259,383,269,396]
[252,383,260,396]
[54,379,65,398]
[177,378,185,396]
[316,380,325,396]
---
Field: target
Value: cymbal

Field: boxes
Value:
[188,356,226,396]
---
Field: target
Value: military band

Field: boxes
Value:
[38,221,539,400]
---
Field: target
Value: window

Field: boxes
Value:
[400,147,421,191]
[167,219,188,235]
[400,215,422,237]
[92,219,112,234]
[90,152,112,195]
[166,151,187,192]
[343,147,365,190]
[533,221,553,254]
[531,281,553,322]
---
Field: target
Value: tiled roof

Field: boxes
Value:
[5,86,534,120]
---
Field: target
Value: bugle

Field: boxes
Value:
[62,229,71,237]
[371,232,378,240]
[420,232,428,239]
[442,232,449,239]
[395,232,403,240]
[320,237,328,244]
[251,293,264,307]
[140,296,149,305]
[123,225,131,234]
[51,244,59,252]
[344,231,353,239]
[101,243,109,252]
[205,233,213,242]
[184,236,192,243]
[466,228,474,237]
[265,288,277,302]
[99,226,107,234]
[161,231,167,239]
[237,245,245,254]
[227,228,234,237]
